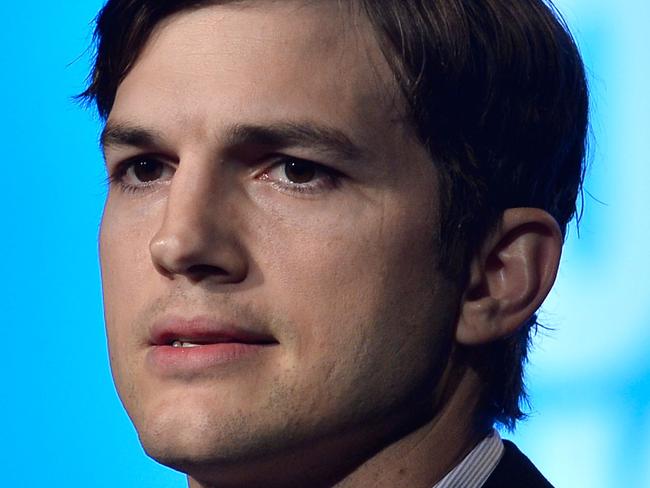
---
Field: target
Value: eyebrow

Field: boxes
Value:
[223,122,364,160]
[100,123,166,150]
[100,120,364,160]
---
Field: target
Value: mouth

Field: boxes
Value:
[154,332,278,349]
[147,316,278,375]
[165,336,277,348]
[150,316,278,347]
[171,340,206,348]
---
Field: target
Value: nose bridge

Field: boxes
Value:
[149,154,246,281]
[164,157,219,234]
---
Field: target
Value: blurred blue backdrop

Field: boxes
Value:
[0,1,647,486]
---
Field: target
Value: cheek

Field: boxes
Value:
[101,217,147,325]
[253,195,451,404]
[99,194,163,304]
[99,197,161,379]
[255,191,441,329]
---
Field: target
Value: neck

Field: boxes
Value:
[331,364,490,488]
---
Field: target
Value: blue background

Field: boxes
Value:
[1,1,648,486]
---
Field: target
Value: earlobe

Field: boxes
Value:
[456,208,563,346]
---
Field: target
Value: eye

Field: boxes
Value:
[128,159,166,183]
[109,156,175,193]
[261,156,339,194]
[283,159,317,183]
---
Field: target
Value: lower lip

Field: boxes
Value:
[147,342,274,376]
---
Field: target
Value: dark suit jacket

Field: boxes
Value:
[482,440,554,488]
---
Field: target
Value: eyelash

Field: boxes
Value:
[106,155,174,195]
[106,155,342,196]
[258,156,341,195]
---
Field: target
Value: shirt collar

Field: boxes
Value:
[432,429,504,488]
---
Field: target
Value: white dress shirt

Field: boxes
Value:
[433,429,504,488]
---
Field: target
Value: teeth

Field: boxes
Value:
[171,340,201,348]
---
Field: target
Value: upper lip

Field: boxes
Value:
[149,316,277,346]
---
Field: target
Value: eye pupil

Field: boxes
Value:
[133,160,163,182]
[284,160,316,184]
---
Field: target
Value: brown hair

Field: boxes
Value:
[79,0,589,430]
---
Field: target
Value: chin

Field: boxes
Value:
[135,395,234,460]
[130,390,295,476]
[136,412,308,487]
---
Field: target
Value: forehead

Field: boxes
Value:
[109,1,408,152]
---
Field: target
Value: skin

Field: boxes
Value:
[100,2,563,487]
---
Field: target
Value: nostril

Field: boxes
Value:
[186,264,229,279]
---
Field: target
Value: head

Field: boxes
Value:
[81,0,587,485]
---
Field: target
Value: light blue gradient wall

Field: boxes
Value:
[0,1,647,486]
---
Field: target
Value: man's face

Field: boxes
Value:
[101,1,460,479]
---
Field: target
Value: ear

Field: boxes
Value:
[455,208,563,345]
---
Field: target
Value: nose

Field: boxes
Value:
[149,164,248,284]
